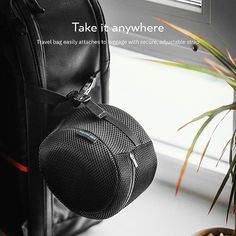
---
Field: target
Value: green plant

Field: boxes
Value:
[151,18,236,235]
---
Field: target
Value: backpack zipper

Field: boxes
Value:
[10,2,51,235]
[11,0,47,88]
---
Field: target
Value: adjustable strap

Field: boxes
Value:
[105,114,140,146]
[25,85,67,105]
[85,100,141,146]
[25,84,75,116]
[25,70,100,105]
[25,76,141,147]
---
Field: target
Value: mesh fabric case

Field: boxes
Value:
[39,104,157,219]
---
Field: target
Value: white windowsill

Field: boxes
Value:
[153,139,231,204]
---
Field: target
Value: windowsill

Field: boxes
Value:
[153,139,231,205]
[80,181,234,236]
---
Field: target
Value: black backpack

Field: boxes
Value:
[0,0,110,235]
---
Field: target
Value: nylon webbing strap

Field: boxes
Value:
[25,70,100,105]
[25,85,67,105]
[85,100,141,146]
[25,84,141,146]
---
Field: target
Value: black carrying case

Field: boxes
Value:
[37,95,157,220]
[0,0,110,235]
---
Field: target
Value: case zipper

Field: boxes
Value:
[123,152,137,206]
[129,153,138,168]
[75,125,138,207]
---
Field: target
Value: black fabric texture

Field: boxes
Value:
[39,104,157,219]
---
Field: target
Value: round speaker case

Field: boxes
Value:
[39,104,157,219]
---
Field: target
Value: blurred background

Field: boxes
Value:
[80,0,236,235]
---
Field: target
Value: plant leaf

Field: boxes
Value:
[178,102,236,131]
[229,129,236,165]
[209,157,236,213]
[142,58,236,90]
[204,58,236,90]
[197,140,211,172]
[143,58,229,79]
[234,179,236,214]
[229,129,236,180]
[176,116,213,194]
[224,78,236,90]
[216,138,232,167]
[205,58,225,77]
[226,49,236,67]
[204,58,235,77]
[176,103,236,194]
[197,111,231,171]
[155,17,236,76]
[226,170,236,222]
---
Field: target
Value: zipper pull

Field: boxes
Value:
[26,0,45,14]
[129,153,138,168]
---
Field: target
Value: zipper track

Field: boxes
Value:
[87,131,136,210]
[11,1,50,235]
[89,0,110,104]
[101,114,138,205]
[94,0,110,72]
[12,0,46,88]
[97,115,138,206]
[94,124,137,208]
[123,155,136,207]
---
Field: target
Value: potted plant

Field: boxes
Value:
[151,18,236,236]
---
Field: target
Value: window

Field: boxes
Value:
[147,0,202,13]
[100,0,236,66]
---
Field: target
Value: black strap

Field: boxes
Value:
[84,99,107,118]
[105,114,141,146]
[25,70,101,104]
[25,84,141,146]
[25,84,67,104]
[85,100,141,146]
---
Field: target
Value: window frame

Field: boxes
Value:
[132,0,211,23]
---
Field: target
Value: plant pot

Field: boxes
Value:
[193,228,234,236]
